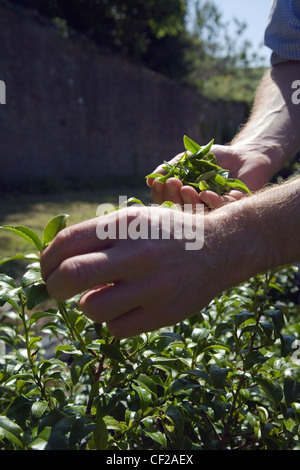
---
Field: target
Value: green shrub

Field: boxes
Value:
[0,213,299,451]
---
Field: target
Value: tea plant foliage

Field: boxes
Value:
[0,212,300,450]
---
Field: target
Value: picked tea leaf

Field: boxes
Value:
[146,135,251,196]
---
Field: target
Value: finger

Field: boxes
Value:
[151,177,183,206]
[224,190,246,201]
[180,186,203,209]
[165,178,183,204]
[199,191,225,209]
[41,207,138,281]
[79,280,144,324]
[151,178,166,204]
[40,217,113,281]
[146,153,184,189]
[199,189,245,209]
[45,247,127,300]
[146,163,166,188]
[106,303,185,338]
[106,307,164,338]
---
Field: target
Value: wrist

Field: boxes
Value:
[230,64,300,177]
[206,177,300,290]
[230,137,287,180]
[205,203,265,292]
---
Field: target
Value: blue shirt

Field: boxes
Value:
[264,0,300,64]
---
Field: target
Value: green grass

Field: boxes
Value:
[0,186,151,276]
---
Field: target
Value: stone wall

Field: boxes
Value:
[0,3,248,190]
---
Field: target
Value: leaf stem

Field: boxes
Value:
[19,294,53,408]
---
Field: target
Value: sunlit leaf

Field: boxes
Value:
[0,253,39,266]
[42,214,69,248]
[0,225,43,252]
[183,134,201,153]
[0,416,24,448]
[26,283,50,310]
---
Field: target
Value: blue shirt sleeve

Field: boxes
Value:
[264,0,300,64]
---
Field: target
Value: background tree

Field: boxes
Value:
[9,0,191,81]
[9,0,267,103]
[185,0,267,103]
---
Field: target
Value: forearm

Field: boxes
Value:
[207,176,300,290]
[232,61,300,175]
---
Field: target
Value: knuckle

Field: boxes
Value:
[53,226,72,248]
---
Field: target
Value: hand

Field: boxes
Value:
[147,143,273,209]
[40,205,231,338]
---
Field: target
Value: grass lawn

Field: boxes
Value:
[0,186,151,276]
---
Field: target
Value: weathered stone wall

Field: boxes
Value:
[0,3,248,189]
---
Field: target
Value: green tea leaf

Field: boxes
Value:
[69,417,96,449]
[214,173,230,189]
[143,430,167,447]
[256,376,283,407]
[55,344,78,358]
[132,383,152,412]
[0,253,39,266]
[194,138,214,158]
[160,201,180,210]
[209,364,229,388]
[134,374,157,397]
[0,273,16,289]
[0,274,20,308]
[195,170,217,182]
[284,376,300,406]
[280,334,296,357]
[183,135,201,153]
[215,322,235,338]
[92,417,108,450]
[199,181,210,191]
[145,172,165,179]
[268,309,285,334]
[70,353,95,385]
[165,405,184,435]
[0,416,24,448]
[42,214,69,248]
[99,343,125,363]
[126,197,144,206]
[226,178,251,194]
[29,335,43,348]
[244,351,267,370]
[26,283,50,310]
[0,225,43,252]
[21,268,42,288]
[234,311,255,326]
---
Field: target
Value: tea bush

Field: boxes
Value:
[0,211,299,451]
